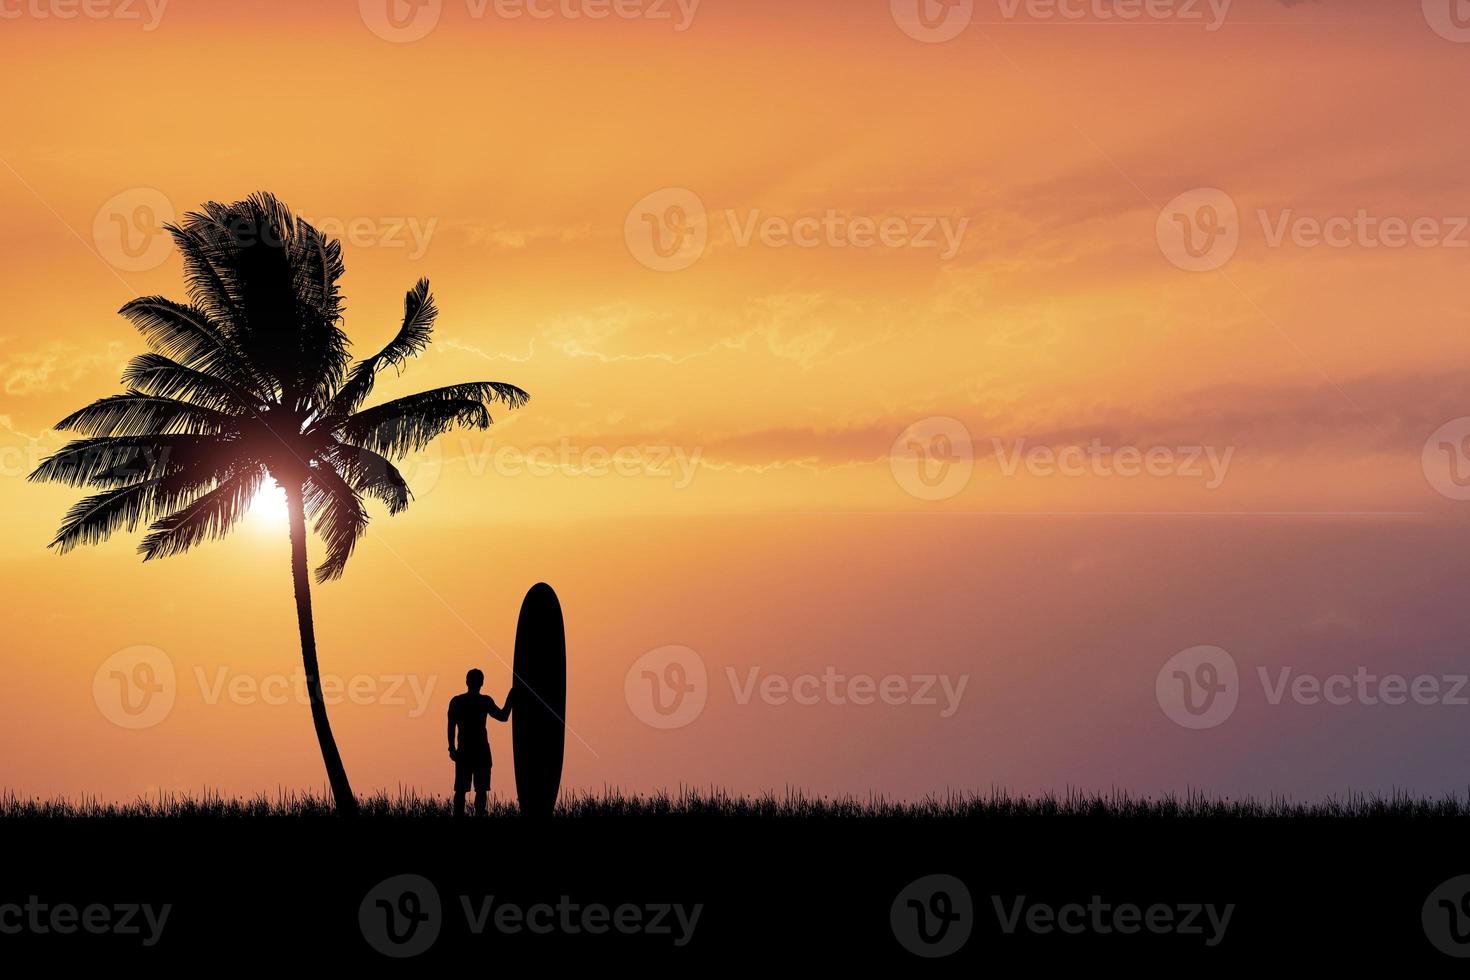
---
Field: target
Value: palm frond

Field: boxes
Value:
[326,278,436,418]
[55,392,236,438]
[319,442,411,515]
[339,399,486,459]
[289,215,350,410]
[302,463,368,582]
[334,382,529,458]
[291,216,346,324]
[122,353,259,413]
[50,481,165,554]
[28,434,232,488]
[118,297,265,397]
[138,466,267,562]
[166,221,243,331]
[49,463,227,553]
[174,193,347,408]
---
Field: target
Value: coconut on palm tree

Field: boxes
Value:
[29,193,528,814]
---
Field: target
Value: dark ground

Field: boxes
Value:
[3,793,1468,966]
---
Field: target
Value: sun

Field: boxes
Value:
[247,481,291,529]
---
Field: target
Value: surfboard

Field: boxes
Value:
[511,582,566,817]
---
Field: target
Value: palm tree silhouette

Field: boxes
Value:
[29,193,528,814]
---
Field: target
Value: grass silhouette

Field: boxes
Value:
[5,787,1469,821]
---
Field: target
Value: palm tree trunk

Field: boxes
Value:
[284,481,358,815]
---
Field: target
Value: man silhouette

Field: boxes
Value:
[447,669,512,817]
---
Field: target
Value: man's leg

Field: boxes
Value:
[453,755,470,817]
[473,762,490,816]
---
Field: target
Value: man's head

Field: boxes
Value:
[465,668,484,693]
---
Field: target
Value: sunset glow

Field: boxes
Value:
[3,0,1470,806]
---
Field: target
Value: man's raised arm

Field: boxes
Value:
[490,689,513,722]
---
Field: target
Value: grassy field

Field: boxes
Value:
[5,786,1470,820]
[4,785,1465,964]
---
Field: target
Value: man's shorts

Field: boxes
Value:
[454,748,491,793]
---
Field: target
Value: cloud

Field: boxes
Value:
[460,220,596,251]
[675,369,1468,470]
[0,341,125,398]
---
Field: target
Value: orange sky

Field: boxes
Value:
[3,0,1470,802]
